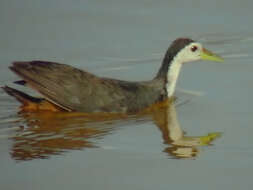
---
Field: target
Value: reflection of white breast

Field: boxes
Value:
[167,104,183,141]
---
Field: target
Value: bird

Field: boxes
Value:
[2,38,223,113]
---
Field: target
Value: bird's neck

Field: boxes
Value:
[155,51,183,97]
[166,58,183,97]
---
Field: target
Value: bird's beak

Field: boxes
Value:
[200,48,224,62]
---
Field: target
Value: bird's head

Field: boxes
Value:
[156,38,224,97]
[168,38,224,63]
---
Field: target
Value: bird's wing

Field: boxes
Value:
[10,61,133,112]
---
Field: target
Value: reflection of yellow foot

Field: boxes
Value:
[199,132,221,146]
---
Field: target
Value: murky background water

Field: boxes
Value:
[1,0,253,189]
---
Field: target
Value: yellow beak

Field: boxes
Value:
[200,48,224,62]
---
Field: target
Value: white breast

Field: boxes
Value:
[166,56,183,97]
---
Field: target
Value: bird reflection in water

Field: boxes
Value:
[151,100,221,158]
[10,99,221,161]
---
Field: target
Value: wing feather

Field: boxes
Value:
[10,61,139,112]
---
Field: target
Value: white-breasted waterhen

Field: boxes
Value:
[2,38,223,113]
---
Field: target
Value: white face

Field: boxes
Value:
[166,42,203,97]
[176,42,203,63]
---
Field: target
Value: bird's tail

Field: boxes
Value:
[1,86,61,112]
[2,86,42,105]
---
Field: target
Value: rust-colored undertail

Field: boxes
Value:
[1,86,63,112]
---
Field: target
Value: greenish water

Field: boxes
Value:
[1,0,253,189]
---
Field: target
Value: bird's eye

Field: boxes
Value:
[191,46,198,52]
